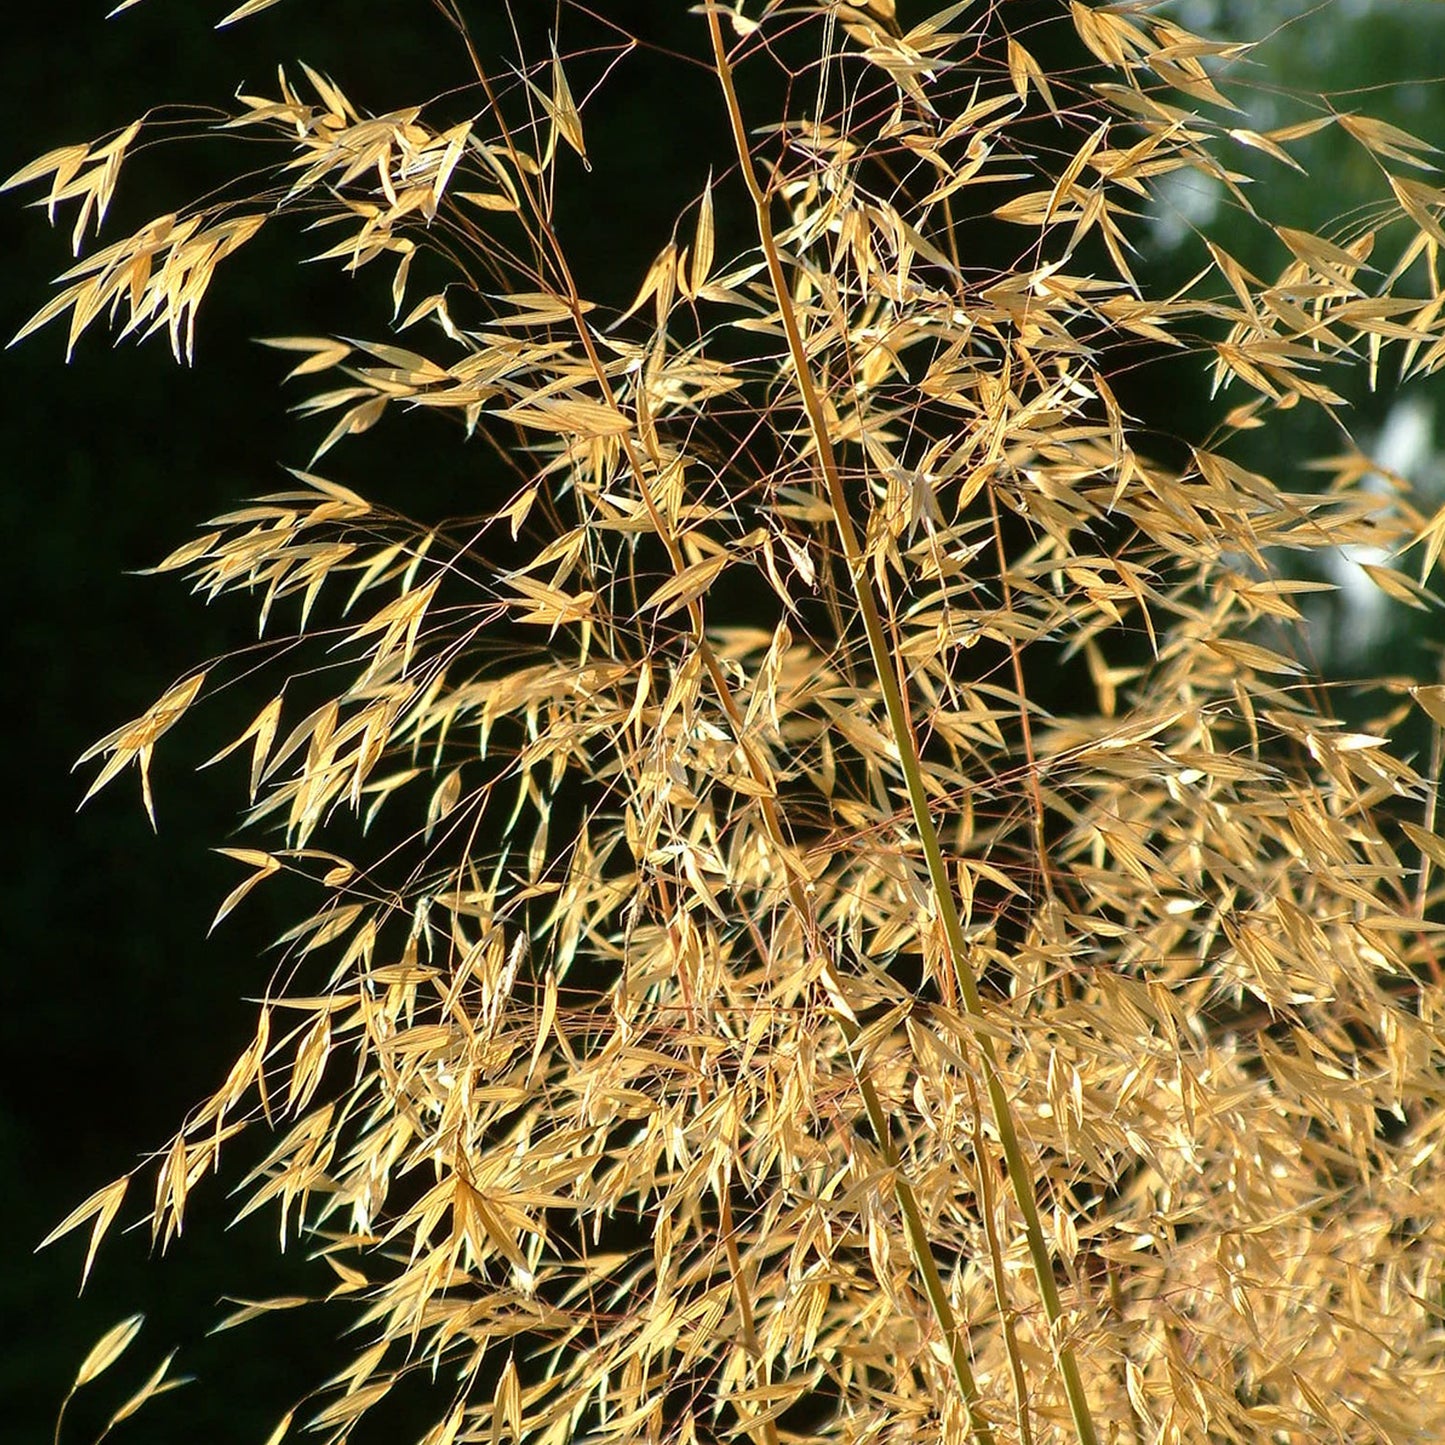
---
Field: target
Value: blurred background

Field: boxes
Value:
[3,2,1444,1440]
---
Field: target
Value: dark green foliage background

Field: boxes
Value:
[0,7,768,1439]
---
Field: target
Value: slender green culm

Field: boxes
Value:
[705,14,1097,1442]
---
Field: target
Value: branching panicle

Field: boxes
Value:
[17,3,1445,1442]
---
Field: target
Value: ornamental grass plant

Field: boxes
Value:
[13,2,1445,1441]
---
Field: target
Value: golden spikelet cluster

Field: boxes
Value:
[15,3,1445,1441]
